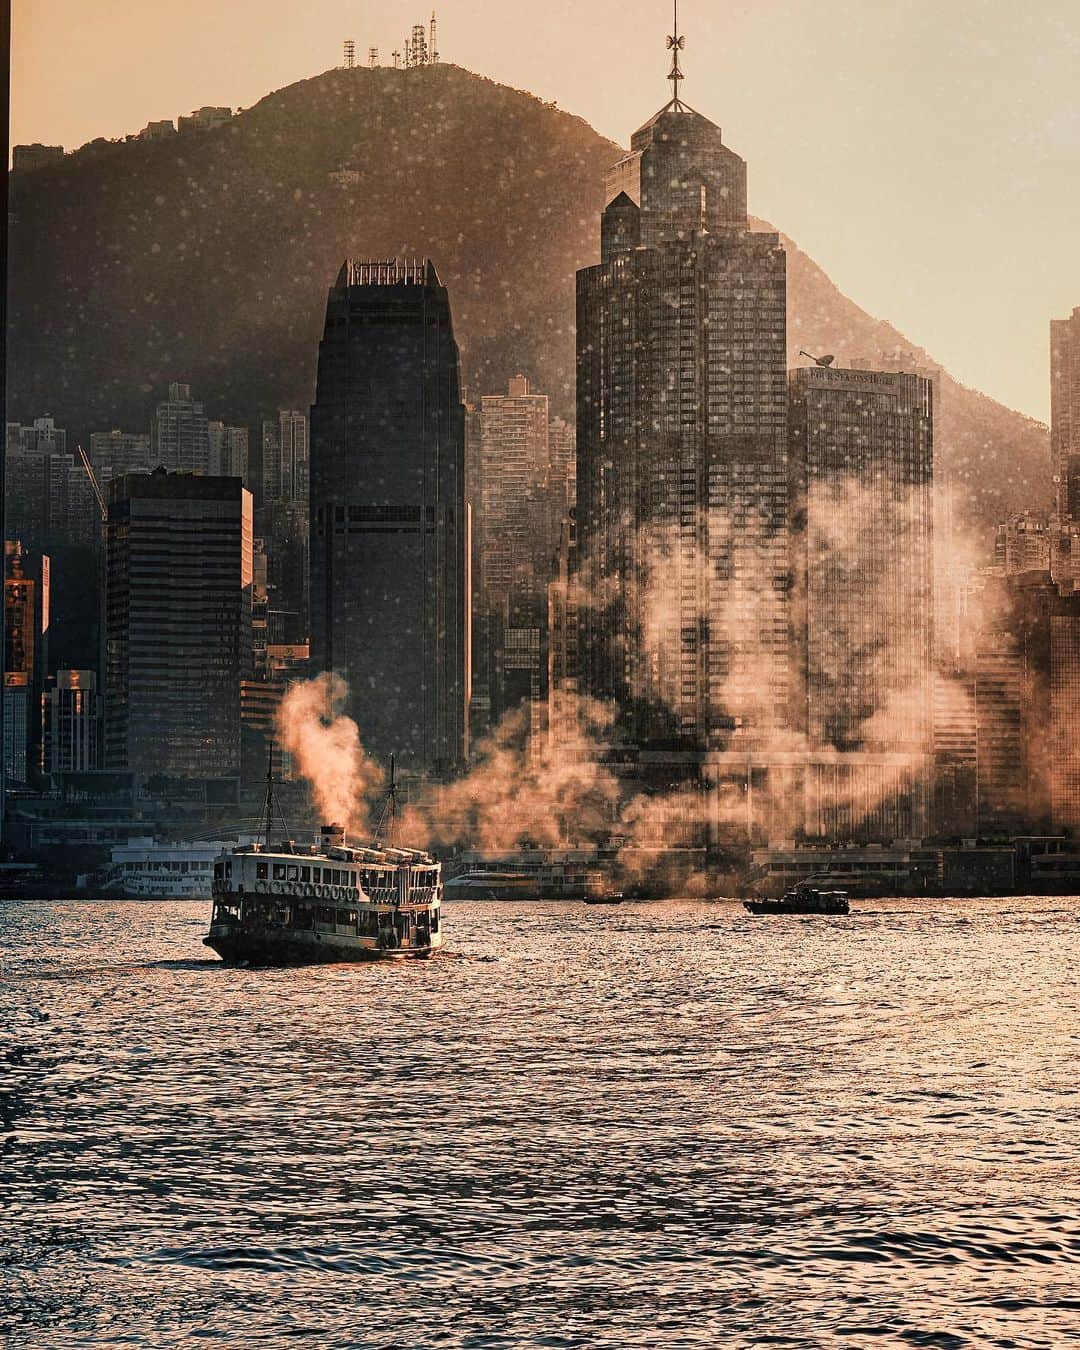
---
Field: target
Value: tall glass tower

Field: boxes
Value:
[309,259,467,773]
[576,54,789,749]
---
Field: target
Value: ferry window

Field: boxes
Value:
[214,862,223,879]
[256,862,268,880]
[431,911,440,932]
[287,866,299,882]
[317,905,334,924]
[336,869,345,883]
[350,872,357,887]
[300,866,311,882]
[225,861,232,876]
[319,868,331,884]
[273,864,287,880]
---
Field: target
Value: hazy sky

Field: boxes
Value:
[10,0,1080,421]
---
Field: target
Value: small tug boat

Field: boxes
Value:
[743,882,850,916]
[204,757,443,965]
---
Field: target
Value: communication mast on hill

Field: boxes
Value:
[368,46,379,68]
[343,39,355,69]
[429,11,439,63]
[392,48,402,69]
[409,23,428,68]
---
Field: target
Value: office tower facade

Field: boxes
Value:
[151,382,210,475]
[548,512,582,748]
[105,471,253,791]
[262,411,309,506]
[1007,570,1080,831]
[309,259,467,772]
[471,377,558,735]
[788,365,934,840]
[208,423,249,481]
[89,430,153,486]
[576,95,789,747]
[3,543,50,785]
[43,670,101,774]
[1050,306,1080,581]
[260,411,310,641]
[788,366,935,750]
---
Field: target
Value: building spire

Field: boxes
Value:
[666,0,685,106]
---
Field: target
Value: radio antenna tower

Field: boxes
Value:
[429,11,439,63]
[368,46,379,68]
[666,0,685,106]
[392,48,401,69]
[343,38,355,69]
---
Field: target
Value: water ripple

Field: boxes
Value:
[1,896,1078,1347]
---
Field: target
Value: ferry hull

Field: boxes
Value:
[204,924,439,966]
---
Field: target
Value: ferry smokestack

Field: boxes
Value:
[320,822,347,848]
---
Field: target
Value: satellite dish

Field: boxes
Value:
[799,350,836,368]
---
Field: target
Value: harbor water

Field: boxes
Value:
[2,897,1078,1347]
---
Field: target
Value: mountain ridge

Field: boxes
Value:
[8,62,1049,532]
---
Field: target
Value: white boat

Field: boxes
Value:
[108,837,248,899]
[204,758,443,965]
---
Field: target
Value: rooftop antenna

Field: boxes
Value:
[430,11,439,63]
[799,350,836,367]
[666,0,685,106]
[373,753,398,847]
[261,739,290,848]
[343,38,355,69]
[368,46,379,68]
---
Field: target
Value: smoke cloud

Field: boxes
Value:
[279,475,997,861]
[276,672,383,833]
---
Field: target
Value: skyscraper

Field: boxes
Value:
[787,364,934,840]
[43,669,101,774]
[472,377,561,736]
[788,365,935,752]
[260,410,310,641]
[262,411,309,506]
[575,49,789,749]
[151,382,210,475]
[104,471,253,793]
[3,543,50,786]
[1051,308,1080,516]
[309,259,467,772]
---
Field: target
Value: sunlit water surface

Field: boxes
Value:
[2,897,1078,1348]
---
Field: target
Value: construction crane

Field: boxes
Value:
[76,444,108,522]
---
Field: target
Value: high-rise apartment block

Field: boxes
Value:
[208,422,249,481]
[151,382,210,475]
[5,418,98,550]
[994,511,1051,575]
[89,429,153,486]
[576,95,789,747]
[104,471,253,792]
[309,259,467,772]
